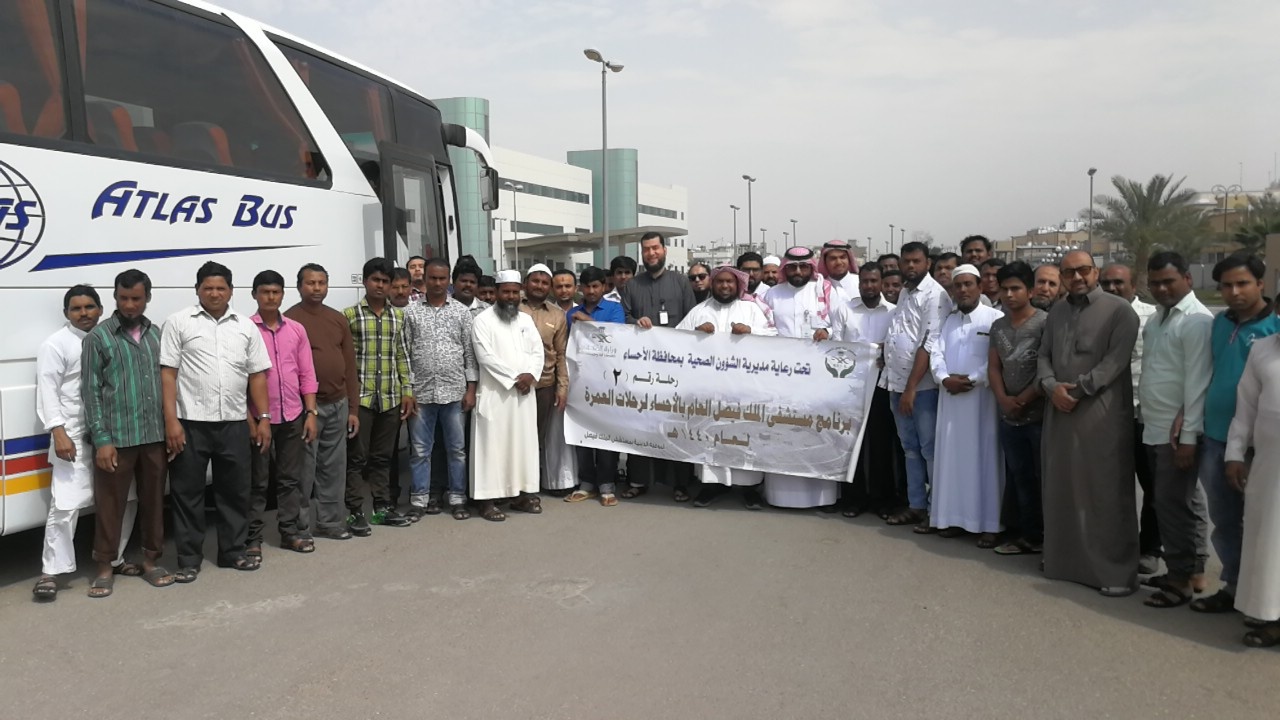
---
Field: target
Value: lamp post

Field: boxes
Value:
[743,175,756,254]
[503,181,523,268]
[790,218,797,244]
[493,216,507,269]
[889,223,895,252]
[584,49,623,262]
[730,204,740,258]
[760,228,767,251]
[1087,167,1097,258]
[1211,183,1244,236]
[782,231,789,253]
[899,227,905,246]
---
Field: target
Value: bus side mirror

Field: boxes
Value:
[481,166,500,212]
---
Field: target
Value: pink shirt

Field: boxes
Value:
[250,313,319,423]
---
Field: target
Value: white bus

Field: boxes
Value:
[0,0,500,534]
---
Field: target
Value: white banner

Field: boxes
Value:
[564,322,878,481]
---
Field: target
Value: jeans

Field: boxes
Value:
[1200,437,1245,591]
[890,388,938,511]
[1147,442,1210,579]
[409,401,467,506]
[999,421,1043,544]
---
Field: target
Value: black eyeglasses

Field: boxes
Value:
[688,273,708,281]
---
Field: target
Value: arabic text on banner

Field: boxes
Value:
[564,322,878,481]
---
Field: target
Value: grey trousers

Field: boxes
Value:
[1147,443,1210,579]
[307,400,349,531]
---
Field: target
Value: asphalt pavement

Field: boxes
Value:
[0,492,1276,720]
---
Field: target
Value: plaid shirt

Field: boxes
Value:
[81,313,165,448]
[343,298,414,412]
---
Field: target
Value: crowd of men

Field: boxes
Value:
[28,231,1280,650]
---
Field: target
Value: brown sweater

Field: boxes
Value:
[285,302,359,412]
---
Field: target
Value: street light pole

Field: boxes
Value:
[503,181,523,268]
[899,227,905,246]
[1212,183,1244,236]
[1087,167,1097,258]
[889,223,895,253]
[790,218,797,244]
[743,175,756,254]
[760,228,767,251]
[782,231,789,253]
[584,49,623,262]
[730,204,740,258]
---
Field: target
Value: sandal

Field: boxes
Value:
[841,504,866,519]
[619,485,649,500]
[1243,623,1280,648]
[87,575,114,599]
[1144,585,1192,609]
[672,487,691,503]
[913,522,939,534]
[1190,589,1236,614]
[993,539,1041,555]
[480,503,506,522]
[565,489,597,503]
[1141,573,1173,590]
[887,508,927,526]
[114,561,144,577]
[451,504,471,520]
[281,536,316,554]
[174,567,200,584]
[600,493,619,507]
[246,542,263,559]
[221,555,261,572]
[32,575,58,602]
[510,495,542,514]
[142,567,176,588]
[976,533,999,549]
[938,527,966,539]
[1099,585,1136,597]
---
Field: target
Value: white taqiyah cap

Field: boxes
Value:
[526,263,552,278]
[763,255,781,267]
[495,269,522,285]
[952,263,980,280]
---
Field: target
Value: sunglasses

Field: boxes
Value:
[688,273,708,281]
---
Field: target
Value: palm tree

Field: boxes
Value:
[1231,194,1280,257]
[1084,174,1206,288]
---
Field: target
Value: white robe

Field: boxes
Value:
[1226,336,1280,621]
[677,298,776,486]
[36,324,94,511]
[929,304,1005,532]
[760,282,841,506]
[470,308,545,500]
[542,410,578,491]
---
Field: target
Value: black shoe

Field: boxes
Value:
[425,496,443,515]
[742,489,764,511]
[693,486,727,508]
[314,526,352,540]
[347,512,372,537]
[378,507,412,528]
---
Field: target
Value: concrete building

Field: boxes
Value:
[437,97,690,275]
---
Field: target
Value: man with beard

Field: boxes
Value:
[883,242,947,529]
[407,255,426,302]
[817,239,859,297]
[881,269,904,305]
[926,265,1005,547]
[1100,262,1161,573]
[520,264,571,496]
[877,254,901,274]
[552,269,578,315]
[453,263,491,318]
[687,262,711,303]
[737,251,765,294]
[831,262,903,518]
[605,255,637,303]
[471,270,545,521]
[760,247,841,508]
[1033,265,1063,310]
[620,232,698,501]
[980,258,1006,308]
[961,235,992,266]
[678,266,776,509]
[81,271,173,597]
[477,275,497,305]
[1037,250,1140,596]
[761,256,781,288]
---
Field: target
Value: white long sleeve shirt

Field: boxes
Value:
[885,273,946,393]
[36,324,88,436]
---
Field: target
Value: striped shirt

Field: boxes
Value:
[343,298,414,412]
[81,313,165,449]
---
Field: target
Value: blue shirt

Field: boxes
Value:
[1205,301,1279,442]
[568,299,625,326]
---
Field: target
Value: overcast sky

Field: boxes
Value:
[221,0,1278,254]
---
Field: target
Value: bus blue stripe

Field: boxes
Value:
[3,434,49,456]
[31,246,307,271]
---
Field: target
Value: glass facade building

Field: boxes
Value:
[567,148,639,264]
[435,97,494,271]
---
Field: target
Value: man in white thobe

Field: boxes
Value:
[926,264,1005,547]
[1225,335,1280,647]
[760,246,842,508]
[678,266,777,509]
[817,239,859,298]
[33,286,136,601]
[471,270,545,522]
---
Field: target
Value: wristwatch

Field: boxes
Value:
[258,413,271,420]
[306,409,319,416]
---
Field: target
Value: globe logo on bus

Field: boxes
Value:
[0,161,46,270]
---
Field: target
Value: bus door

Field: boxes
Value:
[377,142,446,267]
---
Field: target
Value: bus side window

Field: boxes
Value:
[276,42,393,167]
[0,0,68,139]
[70,0,322,182]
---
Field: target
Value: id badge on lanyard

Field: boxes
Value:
[659,310,669,326]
